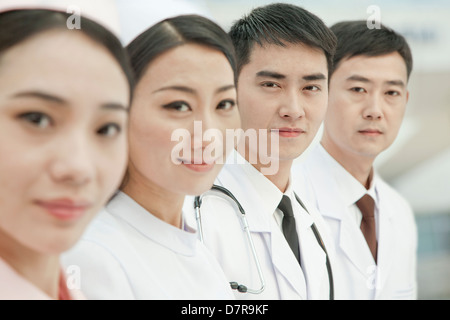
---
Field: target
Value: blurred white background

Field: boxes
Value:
[55,0,447,299]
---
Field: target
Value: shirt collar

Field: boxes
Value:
[317,144,380,207]
[239,151,286,210]
[223,150,283,230]
[236,151,311,227]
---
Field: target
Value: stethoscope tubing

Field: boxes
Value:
[195,185,265,294]
[194,184,334,299]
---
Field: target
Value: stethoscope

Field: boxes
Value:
[194,184,334,299]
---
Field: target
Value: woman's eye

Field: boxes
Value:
[18,112,52,128]
[98,123,121,137]
[162,101,191,112]
[217,99,236,110]
[350,87,366,93]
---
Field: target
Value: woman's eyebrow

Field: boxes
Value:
[152,85,196,94]
[152,84,235,96]
[11,90,67,105]
[216,84,235,94]
[11,90,128,111]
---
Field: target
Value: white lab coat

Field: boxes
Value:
[292,145,418,299]
[62,191,235,300]
[185,150,334,300]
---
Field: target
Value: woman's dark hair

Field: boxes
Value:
[126,14,237,84]
[0,9,134,96]
[330,20,413,79]
[228,3,337,76]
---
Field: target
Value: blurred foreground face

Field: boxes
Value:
[127,43,240,196]
[0,30,130,254]
[323,52,409,162]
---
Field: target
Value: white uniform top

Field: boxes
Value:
[0,257,85,300]
[62,191,235,300]
[185,149,334,300]
[292,144,418,299]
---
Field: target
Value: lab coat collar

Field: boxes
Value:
[299,145,374,276]
[287,185,315,232]
[373,181,396,297]
[107,192,198,256]
[305,145,395,279]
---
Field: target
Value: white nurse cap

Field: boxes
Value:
[0,0,121,37]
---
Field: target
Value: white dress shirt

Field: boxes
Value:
[62,191,235,300]
[292,144,418,299]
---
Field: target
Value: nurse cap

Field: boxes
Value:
[0,0,121,37]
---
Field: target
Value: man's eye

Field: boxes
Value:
[261,82,280,88]
[304,85,321,92]
[350,87,366,93]
[18,112,52,128]
[386,90,400,96]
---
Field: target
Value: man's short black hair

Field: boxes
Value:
[330,20,413,79]
[229,3,337,76]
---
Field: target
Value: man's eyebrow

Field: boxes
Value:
[256,71,326,82]
[385,80,405,87]
[256,70,286,80]
[303,73,327,81]
[346,75,405,88]
[346,75,371,83]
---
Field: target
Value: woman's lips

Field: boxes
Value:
[34,198,92,221]
[182,162,215,173]
[178,158,217,173]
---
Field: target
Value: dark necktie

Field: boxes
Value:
[356,194,377,263]
[278,195,301,265]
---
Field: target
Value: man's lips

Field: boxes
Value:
[272,127,305,138]
[358,128,383,136]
